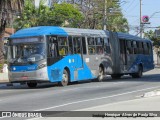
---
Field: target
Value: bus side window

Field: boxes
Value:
[82,37,87,54]
[133,41,138,54]
[138,42,143,54]
[73,37,81,54]
[104,38,110,54]
[143,42,150,55]
[95,37,103,54]
[68,36,74,54]
[87,37,95,54]
[126,41,133,54]
[58,37,69,56]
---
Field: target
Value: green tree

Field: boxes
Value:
[0,0,24,65]
[14,1,84,30]
[65,0,129,31]
[14,0,52,29]
[144,30,160,47]
[52,3,84,27]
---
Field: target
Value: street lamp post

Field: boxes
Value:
[103,0,107,30]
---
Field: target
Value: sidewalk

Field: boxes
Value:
[0,73,9,83]
[81,91,160,111]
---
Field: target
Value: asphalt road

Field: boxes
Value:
[0,68,160,112]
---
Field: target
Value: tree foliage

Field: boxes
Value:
[15,0,128,32]
[14,0,83,30]
[144,30,160,47]
[0,0,24,64]
[54,0,129,32]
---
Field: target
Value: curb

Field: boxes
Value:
[142,90,160,98]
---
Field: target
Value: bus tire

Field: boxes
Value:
[97,66,104,82]
[132,65,143,78]
[111,74,122,79]
[60,69,69,86]
[27,81,37,88]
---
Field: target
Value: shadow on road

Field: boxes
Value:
[0,73,160,90]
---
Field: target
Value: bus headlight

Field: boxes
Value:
[37,62,47,70]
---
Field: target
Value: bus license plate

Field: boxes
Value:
[21,76,28,80]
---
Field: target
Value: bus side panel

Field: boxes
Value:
[82,55,104,76]
[128,54,154,73]
[47,54,96,83]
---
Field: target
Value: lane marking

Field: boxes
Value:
[78,97,152,111]
[34,86,160,111]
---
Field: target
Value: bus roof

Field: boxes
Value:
[10,26,109,38]
[10,26,68,38]
[117,32,151,42]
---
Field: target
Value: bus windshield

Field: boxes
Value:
[10,43,46,63]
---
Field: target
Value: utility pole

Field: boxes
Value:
[140,0,142,37]
[103,0,107,30]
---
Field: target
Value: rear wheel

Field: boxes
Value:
[132,65,143,78]
[27,81,37,88]
[60,69,69,86]
[97,66,104,82]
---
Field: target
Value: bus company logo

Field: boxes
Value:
[1,112,11,118]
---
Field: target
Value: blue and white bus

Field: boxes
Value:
[8,26,154,88]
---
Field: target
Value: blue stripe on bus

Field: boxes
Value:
[10,26,68,38]
[47,54,96,82]
[128,55,154,72]
[10,64,38,72]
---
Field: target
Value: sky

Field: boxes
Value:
[120,0,160,35]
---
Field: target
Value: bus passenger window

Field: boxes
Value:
[82,37,87,54]
[73,37,81,54]
[95,37,103,54]
[126,41,133,54]
[87,37,95,54]
[68,36,73,54]
[104,38,110,54]
[133,41,138,54]
[58,37,69,56]
[143,42,150,55]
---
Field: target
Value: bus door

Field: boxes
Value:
[109,32,121,73]
[119,39,128,71]
[73,37,83,69]
[47,36,59,65]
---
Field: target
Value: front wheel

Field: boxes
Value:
[60,69,69,86]
[27,81,37,88]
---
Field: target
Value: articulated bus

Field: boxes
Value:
[7,26,154,88]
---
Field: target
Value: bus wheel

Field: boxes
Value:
[60,69,69,86]
[111,74,122,79]
[97,66,104,82]
[27,81,37,88]
[132,65,143,78]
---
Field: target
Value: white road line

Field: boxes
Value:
[78,97,149,111]
[34,86,160,111]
